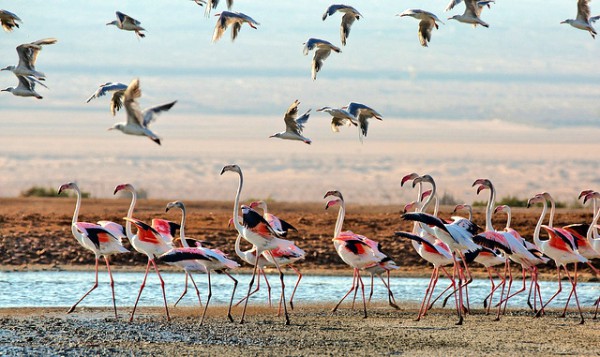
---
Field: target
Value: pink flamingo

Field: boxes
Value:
[324,190,387,318]
[527,192,587,324]
[58,182,129,318]
[581,191,600,318]
[402,175,481,325]
[160,201,239,325]
[249,200,305,310]
[221,164,294,325]
[232,231,274,308]
[471,179,541,320]
[494,205,548,313]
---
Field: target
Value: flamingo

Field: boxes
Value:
[106,11,146,38]
[220,164,294,325]
[57,182,129,318]
[160,201,239,324]
[402,175,480,325]
[494,204,548,313]
[249,200,297,237]
[324,190,387,318]
[527,193,587,324]
[470,179,541,320]
[581,191,600,318]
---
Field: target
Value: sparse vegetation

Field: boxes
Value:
[21,186,90,198]
[473,195,567,208]
[438,192,458,206]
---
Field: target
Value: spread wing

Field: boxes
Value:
[578,0,591,22]
[340,13,357,46]
[123,78,144,126]
[142,101,177,127]
[86,82,127,103]
[110,90,125,116]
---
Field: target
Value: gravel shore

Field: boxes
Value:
[1,304,600,356]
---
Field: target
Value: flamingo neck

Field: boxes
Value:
[466,206,473,221]
[587,198,600,243]
[433,197,439,217]
[421,181,436,214]
[179,207,189,248]
[533,200,547,247]
[71,186,81,225]
[231,170,245,234]
[234,234,248,262]
[484,185,495,231]
[125,190,137,239]
[411,182,423,234]
[505,207,512,230]
[548,196,556,228]
[334,200,346,238]
[261,202,268,216]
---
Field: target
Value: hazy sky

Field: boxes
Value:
[0,0,599,202]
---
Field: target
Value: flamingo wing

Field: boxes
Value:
[472,231,512,254]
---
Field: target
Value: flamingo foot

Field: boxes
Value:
[455,316,463,325]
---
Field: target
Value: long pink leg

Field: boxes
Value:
[234,268,262,307]
[452,254,464,325]
[428,266,454,312]
[495,259,509,321]
[351,273,360,310]
[267,251,290,325]
[357,270,368,318]
[151,259,170,322]
[483,267,500,314]
[563,265,584,324]
[187,273,203,309]
[457,251,473,312]
[240,251,261,324]
[263,269,272,308]
[104,257,118,319]
[173,272,189,307]
[537,266,563,317]
[367,274,375,305]
[333,269,358,313]
[224,271,238,322]
[67,257,100,314]
[417,267,438,321]
[502,268,527,305]
[379,272,399,309]
[561,264,576,316]
[130,260,151,322]
[200,271,212,325]
[288,265,302,310]
[501,261,514,315]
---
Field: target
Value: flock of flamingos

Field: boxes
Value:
[56,165,600,326]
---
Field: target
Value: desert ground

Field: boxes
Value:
[1,197,600,356]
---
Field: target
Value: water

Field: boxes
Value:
[0,271,598,309]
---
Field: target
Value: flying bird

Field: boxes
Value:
[317,106,357,133]
[108,78,177,145]
[106,11,146,38]
[212,11,259,42]
[1,38,57,80]
[85,82,128,115]
[397,9,444,47]
[561,0,600,38]
[202,0,234,17]
[322,4,362,46]
[346,102,383,142]
[1,75,46,99]
[0,10,21,32]
[303,38,341,80]
[447,0,492,28]
[269,100,312,144]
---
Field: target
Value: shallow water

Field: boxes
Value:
[0,270,598,309]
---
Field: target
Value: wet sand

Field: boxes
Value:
[1,304,600,356]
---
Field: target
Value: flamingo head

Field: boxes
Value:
[421,189,433,201]
[220,164,241,175]
[583,192,600,205]
[113,183,134,195]
[472,178,493,191]
[58,182,77,195]
[400,172,419,187]
[249,200,266,210]
[494,204,509,214]
[412,174,434,188]
[453,203,465,214]
[165,201,185,213]
[579,189,594,200]
[476,184,488,195]
[527,193,545,208]
[402,200,418,214]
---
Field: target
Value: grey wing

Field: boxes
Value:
[110,90,125,116]
[115,11,126,25]
[0,10,21,32]
[17,75,35,91]
[30,38,58,46]
[358,114,369,141]
[331,116,351,132]
[340,13,357,46]
[445,0,463,11]
[16,44,38,71]
[123,79,144,126]
[226,0,234,9]
[323,5,343,20]
[121,12,141,26]
[312,47,331,78]
[86,82,127,103]
[577,0,591,21]
[590,15,600,23]
[27,75,47,89]
[231,21,241,41]
[212,14,228,42]
[346,102,364,117]
[294,110,311,133]
[142,101,177,127]
[303,38,318,55]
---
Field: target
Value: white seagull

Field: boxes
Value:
[346,102,383,142]
[85,82,128,116]
[303,38,341,80]
[322,4,362,46]
[106,11,146,38]
[447,0,492,28]
[1,38,57,80]
[212,11,259,42]
[397,9,444,47]
[203,0,234,17]
[1,75,47,99]
[317,106,357,133]
[269,100,312,145]
[108,79,177,145]
[561,0,600,38]
[0,10,21,32]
